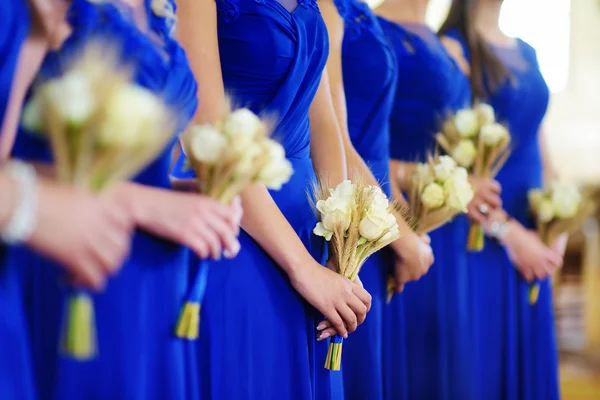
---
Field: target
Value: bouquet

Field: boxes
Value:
[22,42,177,360]
[527,182,596,304]
[313,179,401,370]
[436,103,511,251]
[174,104,294,340]
[387,155,474,302]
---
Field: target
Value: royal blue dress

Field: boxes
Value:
[0,2,36,398]
[378,19,476,400]
[171,0,341,398]
[447,29,559,400]
[12,1,199,398]
[332,1,398,398]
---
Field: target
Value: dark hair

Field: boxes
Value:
[438,0,511,99]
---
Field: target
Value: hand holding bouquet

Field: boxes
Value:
[436,103,511,251]
[387,156,474,301]
[174,104,294,340]
[313,179,401,370]
[527,182,596,304]
[22,41,177,360]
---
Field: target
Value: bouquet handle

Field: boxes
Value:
[175,259,209,340]
[528,280,541,305]
[60,289,96,360]
[467,221,485,252]
[324,334,344,371]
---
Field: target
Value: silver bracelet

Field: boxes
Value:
[1,161,38,244]
[487,220,509,241]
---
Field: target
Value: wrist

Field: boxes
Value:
[0,162,39,244]
[283,251,316,279]
[113,182,146,226]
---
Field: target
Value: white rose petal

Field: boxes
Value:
[551,183,582,219]
[224,108,262,150]
[257,140,293,189]
[452,140,477,168]
[444,169,474,212]
[189,125,228,164]
[528,189,545,211]
[45,70,96,126]
[333,180,356,202]
[475,103,495,125]
[98,84,165,147]
[235,141,263,174]
[21,95,44,132]
[454,109,479,138]
[537,199,555,223]
[415,163,434,185]
[433,155,456,182]
[421,182,445,209]
[359,194,396,241]
[480,123,509,147]
[378,224,400,244]
[313,222,333,241]
[317,196,353,232]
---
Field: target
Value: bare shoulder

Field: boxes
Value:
[440,35,470,76]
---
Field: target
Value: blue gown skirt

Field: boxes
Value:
[0,248,36,400]
[23,233,192,400]
[398,217,477,400]
[191,157,343,400]
[471,242,559,400]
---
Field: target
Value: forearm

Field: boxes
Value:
[239,184,315,275]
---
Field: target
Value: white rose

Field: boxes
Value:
[98,84,164,147]
[378,224,400,244]
[537,199,555,223]
[44,70,96,127]
[331,180,356,203]
[414,163,434,185]
[421,182,445,209]
[21,94,44,132]
[551,183,582,219]
[444,169,474,212]
[480,123,509,147]
[528,189,545,211]
[454,109,479,138]
[224,108,262,151]
[188,124,227,164]
[475,103,495,125]
[359,206,396,241]
[258,141,293,190]
[235,141,263,174]
[452,139,477,168]
[365,185,389,210]
[317,195,353,232]
[433,155,456,182]
[313,222,333,241]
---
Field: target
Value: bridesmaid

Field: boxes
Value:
[440,1,563,398]
[374,0,484,398]
[0,1,132,398]
[12,0,243,398]
[173,0,372,398]
[318,0,433,398]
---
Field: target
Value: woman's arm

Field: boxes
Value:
[175,0,370,336]
[539,124,557,183]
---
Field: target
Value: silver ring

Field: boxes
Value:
[479,204,489,215]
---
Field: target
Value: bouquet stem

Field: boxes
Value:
[386,275,396,304]
[467,222,485,252]
[324,334,344,371]
[60,291,96,360]
[528,283,540,305]
[175,259,209,340]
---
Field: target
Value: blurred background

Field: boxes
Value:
[424,0,600,398]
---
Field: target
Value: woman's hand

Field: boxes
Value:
[390,233,434,291]
[500,220,563,282]
[118,183,241,260]
[27,181,134,290]
[467,177,502,223]
[290,258,371,340]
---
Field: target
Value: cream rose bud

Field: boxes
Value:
[258,141,293,190]
[537,199,555,223]
[45,70,96,126]
[480,123,508,146]
[313,222,333,241]
[528,189,545,210]
[421,182,445,209]
[475,103,495,125]
[189,125,227,164]
[452,139,477,168]
[433,155,456,182]
[359,207,395,241]
[454,109,479,138]
[98,85,165,147]
[224,108,261,143]
[444,169,474,212]
[317,196,352,232]
[551,183,582,219]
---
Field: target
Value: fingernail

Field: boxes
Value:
[317,323,326,330]
[319,332,330,340]
[343,333,348,339]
